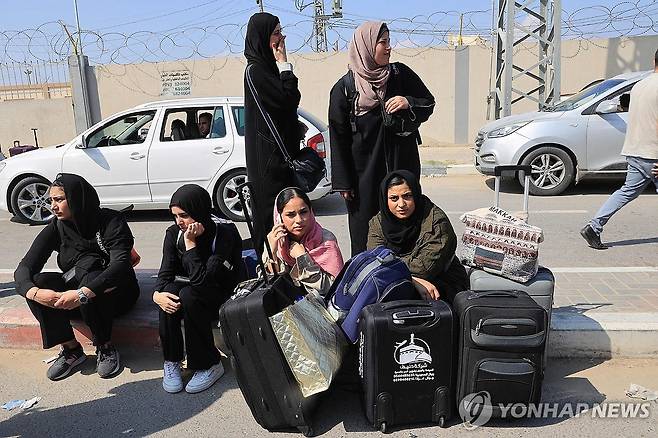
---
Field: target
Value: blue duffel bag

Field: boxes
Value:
[327,246,418,343]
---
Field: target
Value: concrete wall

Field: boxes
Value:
[0,98,75,156]
[3,34,658,155]
[94,47,456,146]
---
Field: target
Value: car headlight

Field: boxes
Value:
[0,161,6,173]
[487,121,531,138]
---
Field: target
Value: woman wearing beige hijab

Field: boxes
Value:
[329,21,435,256]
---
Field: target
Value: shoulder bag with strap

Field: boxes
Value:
[245,64,326,193]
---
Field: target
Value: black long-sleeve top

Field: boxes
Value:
[154,221,243,299]
[329,62,435,194]
[14,209,136,297]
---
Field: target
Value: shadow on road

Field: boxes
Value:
[604,236,658,247]
[0,369,229,437]
[485,177,657,196]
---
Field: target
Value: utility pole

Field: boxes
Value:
[256,0,264,12]
[297,0,343,52]
[458,14,464,46]
[313,1,328,52]
[491,0,561,119]
[72,0,92,129]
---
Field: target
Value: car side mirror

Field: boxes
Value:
[595,100,618,114]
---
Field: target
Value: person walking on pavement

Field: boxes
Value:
[14,173,140,380]
[328,21,435,257]
[581,48,658,249]
[243,12,302,259]
[153,184,243,393]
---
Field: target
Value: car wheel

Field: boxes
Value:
[520,147,574,196]
[10,176,53,225]
[215,169,249,222]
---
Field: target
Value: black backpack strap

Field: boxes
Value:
[343,70,358,134]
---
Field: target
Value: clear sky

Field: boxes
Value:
[2,0,657,64]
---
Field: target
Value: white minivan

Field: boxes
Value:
[0,97,331,224]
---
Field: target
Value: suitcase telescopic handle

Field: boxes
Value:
[236,181,275,285]
[493,165,532,215]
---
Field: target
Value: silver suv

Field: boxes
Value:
[475,71,650,195]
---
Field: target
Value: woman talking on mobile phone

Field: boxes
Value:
[243,12,303,260]
[264,187,344,298]
[153,184,243,394]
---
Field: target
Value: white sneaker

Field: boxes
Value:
[185,362,224,394]
[163,361,183,393]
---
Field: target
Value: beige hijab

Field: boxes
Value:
[348,21,390,116]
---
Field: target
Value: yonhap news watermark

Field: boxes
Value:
[459,391,654,429]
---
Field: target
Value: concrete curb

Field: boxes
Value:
[3,305,658,358]
[549,310,658,358]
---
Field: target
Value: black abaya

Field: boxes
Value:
[329,62,435,256]
[244,13,302,257]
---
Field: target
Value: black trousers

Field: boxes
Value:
[158,282,223,370]
[26,271,140,349]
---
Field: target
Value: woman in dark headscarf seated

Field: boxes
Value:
[14,173,140,381]
[153,184,243,394]
[367,170,468,303]
[264,187,344,298]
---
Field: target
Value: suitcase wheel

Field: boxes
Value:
[380,422,387,433]
[438,416,446,428]
[299,426,314,437]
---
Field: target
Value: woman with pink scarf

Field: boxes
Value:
[264,187,344,297]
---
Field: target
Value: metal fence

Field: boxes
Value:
[0,60,71,101]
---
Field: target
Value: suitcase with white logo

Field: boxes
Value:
[359,300,454,432]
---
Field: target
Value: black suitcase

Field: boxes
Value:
[359,300,455,432]
[453,290,547,418]
[218,182,317,436]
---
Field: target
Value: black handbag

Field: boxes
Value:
[245,64,326,193]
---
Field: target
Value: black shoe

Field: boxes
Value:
[47,344,86,381]
[580,225,608,250]
[96,344,121,378]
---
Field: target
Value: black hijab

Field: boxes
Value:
[169,184,216,254]
[378,170,426,254]
[53,173,101,240]
[244,12,280,76]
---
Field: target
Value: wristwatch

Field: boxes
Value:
[77,288,89,305]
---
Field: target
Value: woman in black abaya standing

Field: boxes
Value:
[328,21,435,256]
[244,12,302,257]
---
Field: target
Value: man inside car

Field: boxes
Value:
[198,112,212,138]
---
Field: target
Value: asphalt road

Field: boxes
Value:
[0,349,656,437]
[0,174,656,272]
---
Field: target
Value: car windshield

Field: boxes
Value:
[549,79,626,112]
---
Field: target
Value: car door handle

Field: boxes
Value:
[130,152,146,160]
[212,147,229,155]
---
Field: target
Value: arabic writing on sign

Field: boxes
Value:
[160,70,191,97]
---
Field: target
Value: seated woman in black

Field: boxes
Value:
[153,184,243,394]
[14,173,140,380]
[367,170,468,303]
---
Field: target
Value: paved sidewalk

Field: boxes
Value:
[419,144,476,175]
[2,269,658,357]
